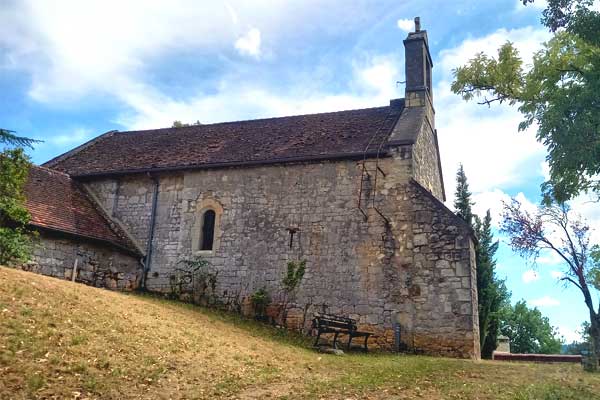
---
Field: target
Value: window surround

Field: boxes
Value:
[192,199,223,256]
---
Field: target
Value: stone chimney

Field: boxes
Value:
[403,17,434,125]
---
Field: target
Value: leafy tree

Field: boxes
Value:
[0,148,32,265]
[501,199,600,369]
[451,0,600,202]
[500,300,563,354]
[453,166,509,357]
[454,164,474,226]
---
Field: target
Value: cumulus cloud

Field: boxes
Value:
[436,27,551,207]
[235,28,261,57]
[117,55,400,129]
[0,0,398,130]
[522,269,540,284]
[396,18,414,32]
[529,296,560,307]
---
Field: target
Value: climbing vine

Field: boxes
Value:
[169,256,218,305]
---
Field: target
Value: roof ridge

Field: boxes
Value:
[31,164,72,178]
[114,104,395,136]
[42,130,118,169]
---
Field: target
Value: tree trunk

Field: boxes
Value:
[586,314,600,372]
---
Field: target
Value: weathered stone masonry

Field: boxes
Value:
[86,148,479,358]
[24,233,141,290]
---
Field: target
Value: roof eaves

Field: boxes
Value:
[29,223,143,257]
[43,130,119,168]
[71,150,390,179]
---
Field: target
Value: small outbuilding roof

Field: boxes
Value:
[24,166,141,255]
[44,100,405,177]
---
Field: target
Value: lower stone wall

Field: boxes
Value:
[21,232,142,290]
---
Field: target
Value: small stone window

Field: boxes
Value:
[192,199,223,255]
[201,209,216,251]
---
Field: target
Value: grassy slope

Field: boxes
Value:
[1,267,599,400]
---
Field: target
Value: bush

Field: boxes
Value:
[250,288,271,320]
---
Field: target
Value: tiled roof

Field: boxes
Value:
[45,101,404,176]
[24,166,141,255]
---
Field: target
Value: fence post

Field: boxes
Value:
[71,258,78,282]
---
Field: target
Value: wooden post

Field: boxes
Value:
[71,259,78,282]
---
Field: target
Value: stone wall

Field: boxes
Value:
[411,123,444,201]
[22,232,141,290]
[86,151,479,358]
[404,181,479,358]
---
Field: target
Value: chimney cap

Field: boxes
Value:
[414,17,421,32]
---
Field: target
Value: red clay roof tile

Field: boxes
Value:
[24,166,140,255]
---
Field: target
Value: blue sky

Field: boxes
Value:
[2,0,599,342]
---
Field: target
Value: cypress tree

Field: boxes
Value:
[453,166,508,358]
[476,210,508,358]
[454,164,473,226]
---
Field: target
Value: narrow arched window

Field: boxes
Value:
[201,210,216,251]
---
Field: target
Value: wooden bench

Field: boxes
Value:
[312,313,371,352]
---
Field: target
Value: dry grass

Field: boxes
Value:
[1,266,600,400]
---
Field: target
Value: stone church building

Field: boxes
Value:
[21,23,480,358]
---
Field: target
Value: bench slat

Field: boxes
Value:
[312,313,371,352]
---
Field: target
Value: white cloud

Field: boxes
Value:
[536,252,563,266]
[522,269,540,284]
[117,55,400,129]
[529,296,560,307]
[550,270,564,279]
[224,2,239,26]
[557,325,581,343]
[1,0,385,105]
[1,0,396,129]
[234,28,261,58]
[471,189,539,228]
[48,128,93,146]
[566,193,600,244]
[437,27,551,207]
[397,18,414,32]
[514,0,547,12]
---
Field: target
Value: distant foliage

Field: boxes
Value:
[172,120,202,128]
[563,321,592,355]
[500,300,563,354]
[0,148,32,265]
